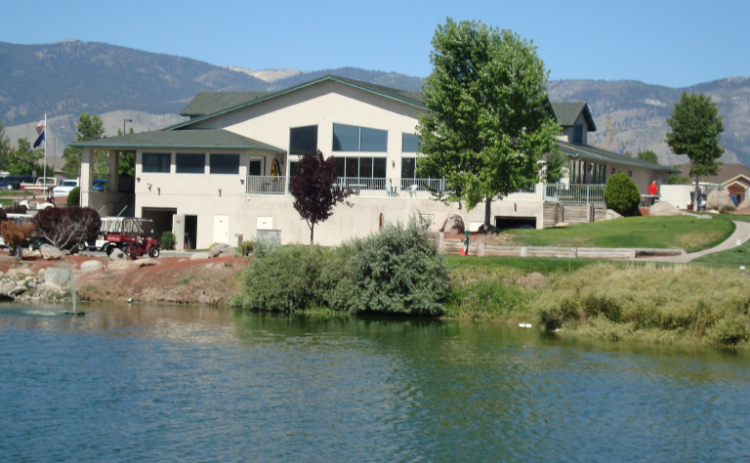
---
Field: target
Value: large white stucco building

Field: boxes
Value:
[71,75,680,249]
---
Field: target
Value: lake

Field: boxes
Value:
[1,303,749,462]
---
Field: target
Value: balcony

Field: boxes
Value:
[246,175,287,194]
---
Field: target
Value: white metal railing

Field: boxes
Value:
[506,184,544,200]
[246,175,287,194]
[545,184,606,203]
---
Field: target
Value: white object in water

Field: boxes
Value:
[518,323,532,328]
[128,297,133,304]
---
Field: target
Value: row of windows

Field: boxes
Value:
[142,153,240,175]
[569,160,607,185]
[289,124,421,155]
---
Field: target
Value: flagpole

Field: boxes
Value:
[43,112,47,199]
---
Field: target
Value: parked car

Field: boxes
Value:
[92,179,107,191]
[0,175,35,190]
[52,179,80,197]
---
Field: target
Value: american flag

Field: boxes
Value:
[36,119,45,135]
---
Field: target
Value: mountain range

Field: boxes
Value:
[2,40,748,167]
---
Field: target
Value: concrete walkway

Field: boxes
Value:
[639,220,750,263]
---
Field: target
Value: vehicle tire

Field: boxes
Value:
[148,246,160,258]
[77,243,87,253]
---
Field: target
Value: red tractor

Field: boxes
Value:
[104,218,161,258]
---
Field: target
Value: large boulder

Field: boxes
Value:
[605,209,623,220]
[649,201,681,217]
[190,252,210,260]
[21,249,41,259]
[39,244,64,260]
[80,260,105,274]
[8,267,35,278]
[44,267,71,288]
[444,215,465,235]
[429,213,450,233]
[109,248,127,261]
[737,198,750,212]
[706,189,735,211]
[208,243,238,258]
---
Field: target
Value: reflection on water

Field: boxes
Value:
[1,303,749,462]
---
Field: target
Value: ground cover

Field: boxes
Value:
[494,216,733,252]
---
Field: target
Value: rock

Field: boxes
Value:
[36,274,45,283]
[604,209,623,220]
[39,244,64,260]
[8,267,35,278]
[44,268,71,288]
[9,286,26,297]
[649,201,681,217]
[190,252,210,260]
[37,268,45,275]
[429,213,450,233]
[444,215,465,234]
[20,249,41,259]
[706,189,735,211]
[0,281,16,294]
[707,209,720,214]
[737,198,750,212]
[208,243,238,258]
[555,222,570,227]
[109,248,126,261]
[80,260,105,274]
[133,258,161,268]
[107,260,132,270]
[178,258,187,263]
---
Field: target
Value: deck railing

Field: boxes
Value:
[246,175,287,194]
[545,184,606,203]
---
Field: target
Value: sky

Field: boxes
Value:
[3,0,750,88]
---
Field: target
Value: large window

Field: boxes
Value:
[402,133,421,153]
[572,124,584,144]
[142,153,171,173]
[333,123,387,152]
[401,157,417,179]
[176,153,205,174]
[290,125,317,155]
[210,154,240,174]
[335,157,386,178]
[569,160,606,184]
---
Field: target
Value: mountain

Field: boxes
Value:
[2,40,748,168]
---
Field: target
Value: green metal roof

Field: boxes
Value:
[68,129,285,153]
[170,74,428,130]
[180,92,272,117]
[558,140,680,173]
[550,102,597,131]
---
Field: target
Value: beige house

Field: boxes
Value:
[71,75,680,248]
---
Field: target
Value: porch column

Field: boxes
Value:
[80,148,94,207]
[108,150,120,193]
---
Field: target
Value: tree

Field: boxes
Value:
[416,19,561,226]
[0,121,12,171]
[289,150,351,245]
[604,173,641,216]
[8,138,43,175]
[667,165,691,185]
[117,127,136,177]
[62,113,108,179]
[666,93,724,210]
[33,206,101,250]
[636,150,659,164]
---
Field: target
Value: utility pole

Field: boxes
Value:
[123,119,132,134]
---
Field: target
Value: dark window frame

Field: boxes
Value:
[209,153,240,175]
[402,133,421,153]
[175,153,205,174]
[333,123,387,153]
[289,125,318,155]
[142,152,171,173]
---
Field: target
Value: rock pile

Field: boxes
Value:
[0,266,73,301]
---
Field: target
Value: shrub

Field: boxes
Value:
[33,206,101,249]
[347,215,450,316]
[239,240,256,256]
[604,173,641,216]
[720,205,736,212]
[0,208,7,223]
[0,221,32,250]
[67,187,80,207]
[5,205,27,214]
[161,231,176,250]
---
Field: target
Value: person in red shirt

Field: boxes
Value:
[648,180,658,196]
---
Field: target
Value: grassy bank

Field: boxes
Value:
[498,216,733,252]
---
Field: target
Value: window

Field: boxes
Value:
[402,133,421,152]
[210,154,240,174]
[572,124,583,144]
[142,153,171,173]
[570,160,607,184]
[248,160,262,176]
[290,126,317,155]
[176,153,205,174]
[333,123,387,152]
[401,158,416,179]
[335,157,387,178]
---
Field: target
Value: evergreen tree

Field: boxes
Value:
[0,121,12,171]
[62,113,108,178]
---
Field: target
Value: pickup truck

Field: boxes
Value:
[20,177,59,192]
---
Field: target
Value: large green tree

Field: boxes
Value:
[62,113,108,179]
[117,127,136,177]
[7,138,50,175]
[636,150,659,164]
[416,19,562,226]
[666,93,724,209]
[0,121,12,171]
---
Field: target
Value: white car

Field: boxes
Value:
[52,179,79,197]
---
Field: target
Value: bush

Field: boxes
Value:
[346,215,450,316]
[604,173,641,216]
[0,221,32,250]
[5,205,27,214]
[720,205,736,212]
[67,187,80,207]
[33,206,101,249]
[161,231,176,250]
[239,240,256,256]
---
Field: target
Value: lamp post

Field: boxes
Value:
[123,119,132,134]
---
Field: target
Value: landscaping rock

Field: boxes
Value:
[444,215,465,234]
[133,258,161,268]
[737,198,750,212]
[190,252,210,260]
[44,268,71,288]
[110,248,127,261]
[108,260,132,270]
[605,209,623,220]
[9,286,26,297]
[21,249,41,259]
[8,267,35,278]
[80,260,105,274]
[429,213,450,233]
[0,281,16,294]
[208,243,238,258]
[178,258,187,263]
[706,189,735,211]
[649,201,681,217]
[39,244,64,260]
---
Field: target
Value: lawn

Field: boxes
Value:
[499,216,733,253]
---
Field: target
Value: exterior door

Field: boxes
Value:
[172,214,185,250]
[213,215,229,244]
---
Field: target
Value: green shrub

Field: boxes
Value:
[604,173,640,216]
[239,240,256,256]
[66,187,80,207]
[720,205,736,212]
[161,231,176,250]
[347,215,450,316]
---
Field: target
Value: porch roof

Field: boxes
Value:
[558,141,681,174]
[68,129,286,153]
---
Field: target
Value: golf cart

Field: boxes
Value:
[103,217,161,258]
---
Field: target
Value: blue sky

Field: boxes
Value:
[4,0,749,88]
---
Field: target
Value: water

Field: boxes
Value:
[1,303,749,462]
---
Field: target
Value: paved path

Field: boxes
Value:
[639,220,750,263]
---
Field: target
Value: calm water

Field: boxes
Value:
[1,303,749,462]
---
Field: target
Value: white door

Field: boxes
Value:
[172,214,185,250]
[213,215,229,244]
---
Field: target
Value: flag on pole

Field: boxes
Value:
[33,119,46,148]
[36,119,45,135]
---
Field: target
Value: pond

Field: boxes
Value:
[1,303,749,462]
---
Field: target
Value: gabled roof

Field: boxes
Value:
[558,140,680,173]
[68,129,285,153]
[677,163,750,183]
[181,92,272,118]
[550,102,597,131]
[170,74,427,131]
